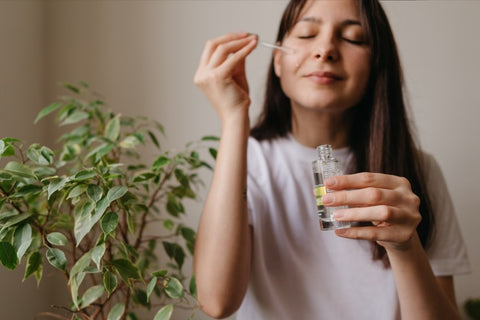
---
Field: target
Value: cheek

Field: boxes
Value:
[349,52,371,88]
[357,62,371,91]
[275,53,304,76]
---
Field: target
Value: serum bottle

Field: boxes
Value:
[312,144,351,231]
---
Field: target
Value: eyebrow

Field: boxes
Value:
[299,16,362,27]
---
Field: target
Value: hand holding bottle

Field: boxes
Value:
[321,172,422,251]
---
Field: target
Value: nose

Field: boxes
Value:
[313,34,339,62]
[315,50,337,61]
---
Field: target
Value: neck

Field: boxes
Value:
[290,106,350,149]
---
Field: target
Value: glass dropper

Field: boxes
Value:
[259,41,295,54]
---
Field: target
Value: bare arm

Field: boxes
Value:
[324,173,460,319]
[386,238,459,320]
[193,32,257,318]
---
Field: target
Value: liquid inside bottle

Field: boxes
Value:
[312,145,351,231]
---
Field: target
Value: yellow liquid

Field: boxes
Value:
[314,185,326,206]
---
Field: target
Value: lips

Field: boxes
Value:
[305,71,342,84]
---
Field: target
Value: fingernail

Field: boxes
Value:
[322,194,334,204]
[333,210,344,220]
[325,177,336,187]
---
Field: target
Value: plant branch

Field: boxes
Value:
[134,167,173,250]
[34,312,70,320]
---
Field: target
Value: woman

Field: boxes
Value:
[193,0,470,319]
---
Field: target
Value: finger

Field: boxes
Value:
[322,187,402,207]
[325,172,411,191]
[200,32,249,66]
[334,225,415,244]
[333,205,402,224]
[208,35,257,68]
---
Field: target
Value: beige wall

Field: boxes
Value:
[0,2,55,320]
[0,1,479,319]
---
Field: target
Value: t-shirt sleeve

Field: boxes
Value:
[423,153,471,276]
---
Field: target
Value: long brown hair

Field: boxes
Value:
[251,0,434,266]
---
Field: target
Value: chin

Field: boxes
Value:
[296,99,353,112]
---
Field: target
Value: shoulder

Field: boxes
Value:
[417,150,446,190]
[418,150,440,175]
[419,150,471,275]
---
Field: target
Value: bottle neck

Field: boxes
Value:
[317,144,333,161]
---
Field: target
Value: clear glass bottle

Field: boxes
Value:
[312,144,351,231]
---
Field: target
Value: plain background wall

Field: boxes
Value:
[0,1,479,319]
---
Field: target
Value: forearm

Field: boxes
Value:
[194,111,251,318]
[387,234,460,320]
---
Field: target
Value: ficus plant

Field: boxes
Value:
[0,82,218,320]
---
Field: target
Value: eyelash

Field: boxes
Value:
[298,35,315,39]
[342,38,364,45]
[297,35,364,45]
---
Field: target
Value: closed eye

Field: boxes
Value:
[298,35,315,39]
[342,37,365,45]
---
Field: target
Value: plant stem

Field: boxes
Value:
[134,166,174,250]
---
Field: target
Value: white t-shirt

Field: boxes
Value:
[237,134,470,320]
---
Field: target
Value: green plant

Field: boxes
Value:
[465,298,480,320]
[0,82,217,320]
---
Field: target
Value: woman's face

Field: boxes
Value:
[274,0,371,113]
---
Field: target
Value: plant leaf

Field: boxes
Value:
[107,186,128,202]
[46,248,67,271]
[162,242,185,269]
[86,143,114,163]
[111,259,141,283]
[164,277,184,299]
[105,115,121,142]
[67,184,88,199]
[61,110,89,126]
[152,269,168,278]
[0,141,15,157]
[162,219,174,231]
[107,302,125,320]
[180,226,196,244]
[87,184,103,202]
[201,135,220,141]
[72,169,97,181]
[48,177,68,200]
[153,304,174,320]
[23,251,42,283]
[34,102,62,124]
[103,270,117,297]
[46,232,68,246]
[11,184,43,198]
[13,224,32,261]
[101,212,118,234]
[146,277,157,303]
[152,156,170,170]
[73,200,95,246]
[119,135,140,149]
[70,275,80,310]
[80,285,105,308]
[132,289,149,307]
[92,243,106,270]
[0,213,33,234]
[208,147,217,160]
[0,242,18,269]
[4,161,37,180]
[189,275,197,299]
[62,82,80,94]
[147,130,160,149]
[69,251,92,283]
